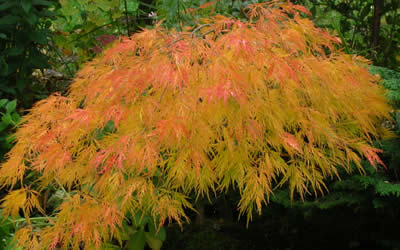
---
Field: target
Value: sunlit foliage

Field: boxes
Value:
[0,1,391,249]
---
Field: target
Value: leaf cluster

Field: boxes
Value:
[272,65,400,212]
[370,66,400,107]
[53,0,146,64]
[0,99,20,161]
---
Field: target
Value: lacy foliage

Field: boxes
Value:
[0,1,391,249]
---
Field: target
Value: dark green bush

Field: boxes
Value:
[0,99,20,161]
[0,0,56,107]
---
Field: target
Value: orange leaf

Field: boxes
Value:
[282,132,302,153]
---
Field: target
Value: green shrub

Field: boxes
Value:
[0,99,20,161]
[0,0,56,107]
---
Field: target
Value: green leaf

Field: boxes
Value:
[28,48,49,68]
[0,15,19,25]
[86,3,99,12]
[60,0,80,16]
[16,78,25,93]
[395,112,400,125]
[122,0,140,12]
[148,222,166,241]
[97,0,113,11]
[5,100,17,113]
[0,99,8,108]
[359,5,370,20]
[4,61,19,76]
[0,1,15,12]
[77,0,89,4]
[144,232,163,250]
[6,47,24,56]
[21,0,32,13]
[0,122,8,132]
[11,112,20,123]
[0,57,7,76]
[131,212,150,228]
[127,230,146,250]
[28,31,48,44]
[97,243,121,250]
[32,0,53,6]
[372,198,385,209]
[375,181,400,197]
[1,113,13,125]
[5,134,16,144]
[0,33,6,39]
[121,221,136,240]
[25,13,38,25]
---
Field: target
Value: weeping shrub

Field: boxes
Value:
[0,1,391,249]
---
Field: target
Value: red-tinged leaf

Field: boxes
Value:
[361,146,386,169]
[198,1,217,10]
[247,120,264,142]
[334,37,342,44]
[266,62,275,79]
[49,232,59,250]
[156,118,190,143]
[65,108,92,128]
[282,132,302,153]
[91,150,109,173]
[104,105,125,127]
[201,80,238,104]
[186,8,195,14]
[292,5,312,16]
[281,62,300,84]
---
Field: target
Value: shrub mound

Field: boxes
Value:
[0,2,390,249]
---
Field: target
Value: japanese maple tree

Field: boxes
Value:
[0,1,391,249]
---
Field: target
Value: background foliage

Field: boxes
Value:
[0,0,56,106]
[293,0,400,70]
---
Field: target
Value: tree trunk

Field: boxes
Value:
[217,194,233,224]
[195,202,205,225]
[371,0,383,52]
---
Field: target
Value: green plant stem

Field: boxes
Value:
[332,19,350,54]
[54,177,71,198]
[138,2,156,9]
[383,1,400,59]
[1,216,56,227]
[49,37,74,78]
[177,0,181,23]
[70,20,120,43]
[350,2,363,50]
